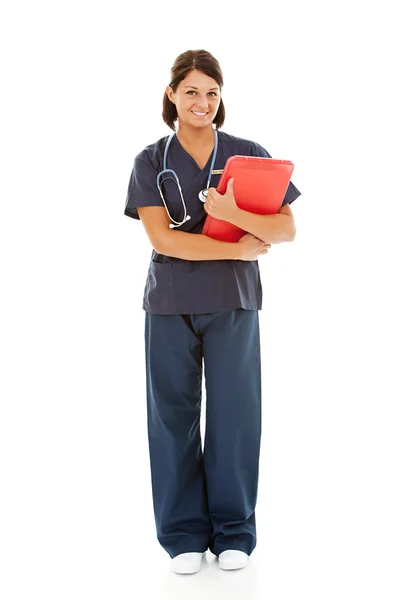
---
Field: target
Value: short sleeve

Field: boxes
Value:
[251,142,301,207]
[124,151,164,220]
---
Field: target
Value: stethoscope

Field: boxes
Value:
[156,128,219,229]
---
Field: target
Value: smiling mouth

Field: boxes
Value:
[191,111,208,116]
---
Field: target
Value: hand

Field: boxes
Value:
[236,233,271,261]
[204,178,239,223]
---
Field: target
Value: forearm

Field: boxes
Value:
[230,208,296,244]
[158,230,239,261]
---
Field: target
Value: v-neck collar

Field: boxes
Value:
[174,130,218,173]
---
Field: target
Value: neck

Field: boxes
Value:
[176,123,215,147]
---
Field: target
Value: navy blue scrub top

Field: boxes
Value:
[124,130,301,315]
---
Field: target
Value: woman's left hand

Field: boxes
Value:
[204,178,239,222]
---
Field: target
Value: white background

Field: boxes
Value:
[1,1,399,598]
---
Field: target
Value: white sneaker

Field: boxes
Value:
[171,551,206,574]
[218,549,248,570]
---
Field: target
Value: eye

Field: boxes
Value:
[186,91,218,96]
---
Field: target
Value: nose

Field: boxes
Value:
[194,94,209,110]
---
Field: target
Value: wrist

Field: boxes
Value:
[229,205,243,227]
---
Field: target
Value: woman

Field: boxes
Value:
[124,49,301,574]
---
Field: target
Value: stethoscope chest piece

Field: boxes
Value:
[198,189,208,202]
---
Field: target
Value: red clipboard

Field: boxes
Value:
[202,155,294,242]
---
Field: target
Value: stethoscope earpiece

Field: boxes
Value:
[169,215,191,228]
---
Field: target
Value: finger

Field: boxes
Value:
[227,178,234,191]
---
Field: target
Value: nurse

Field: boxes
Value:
[124,49,301,574]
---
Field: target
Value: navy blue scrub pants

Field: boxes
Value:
[144,308,262,559]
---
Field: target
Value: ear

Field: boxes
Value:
[166,85,175,104]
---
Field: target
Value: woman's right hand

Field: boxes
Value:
[236,233,271,261]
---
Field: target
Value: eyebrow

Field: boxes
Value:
[184,86,219,91]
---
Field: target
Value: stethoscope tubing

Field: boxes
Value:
[156,128,219,228]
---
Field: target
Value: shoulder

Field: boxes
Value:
[218,130,271,158]
[134,134,170,167]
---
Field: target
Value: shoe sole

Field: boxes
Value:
[219,561,248,570]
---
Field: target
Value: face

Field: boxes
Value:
[166,69,221,129]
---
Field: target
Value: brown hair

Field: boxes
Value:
[162,49,225,131]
